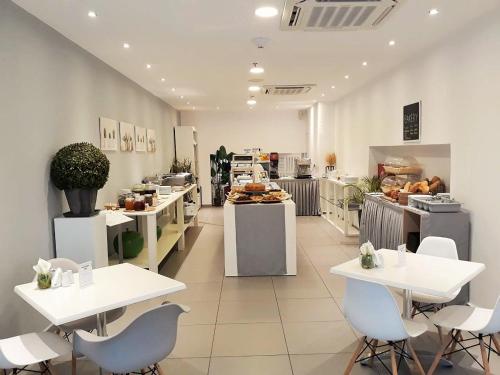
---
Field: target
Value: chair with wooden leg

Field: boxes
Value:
[406,237,462,318]
[343,278,428,375]
[72,303,189,375]
[0,332,71,374]
[427,296,500,375]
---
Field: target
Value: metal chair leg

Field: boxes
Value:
[71,353,77,375]
[446,329,461,360]
[368,339,378,367]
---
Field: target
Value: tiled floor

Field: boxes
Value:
[58,207,497,374]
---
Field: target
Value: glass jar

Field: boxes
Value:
[144,194,153,207]
[125,197,135,211]
[37,273,52,289]
[134,195,145,211]
[118,189,133,208]
[360,254,375,269]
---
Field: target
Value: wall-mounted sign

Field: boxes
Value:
[403,101,421,142]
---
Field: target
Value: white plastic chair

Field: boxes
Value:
[344,278,427,375]
[72,303,189,374]
[411,237,461,315]
[0,332,71,374]
[428,297,500,374]
[49,258,126,335]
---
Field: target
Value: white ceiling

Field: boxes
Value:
[13,0,500,111]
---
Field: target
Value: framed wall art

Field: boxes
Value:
[119,121,135,152]
[99,117,118,151]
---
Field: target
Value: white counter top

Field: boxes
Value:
[120,184,196,216]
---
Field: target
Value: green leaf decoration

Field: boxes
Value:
[50,142,110,190]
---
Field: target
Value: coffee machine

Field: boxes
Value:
[295,158,312,179]
[269,152,279,179]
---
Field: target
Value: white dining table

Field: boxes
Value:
[330,249,485,319]
[15,263,186,328]
[331,249,485,368]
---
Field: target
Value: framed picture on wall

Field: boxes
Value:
[119,121,135,152]
[403,101,421,142]
[99,117,118,151]
[135,126,146,152]
[147,129,156,152]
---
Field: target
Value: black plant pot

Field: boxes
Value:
[64,188,98,217]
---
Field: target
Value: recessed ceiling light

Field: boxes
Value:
[362,61,368,66]
[321,93,325,97]
[248,85,261,92]
[344,75,349,79]
[160,78,165,82]
[247,97,257,105]
[88,10,97,18]
[180,95,184,99]
[429,8,439,16]
[123,42,130,49]
[171,88,176,92]
[255,6,279,18]
[216,106,220,110]
[331,85,336,89]
[250,63,264,74]
[192,106,196,110]
[388,40,396,46]
[146,64,151,69]
[187,101,190,105]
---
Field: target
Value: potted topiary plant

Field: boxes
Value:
[50,142,110,217]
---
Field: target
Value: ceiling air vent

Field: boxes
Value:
[281,0,403,31]
[263,84,316,95]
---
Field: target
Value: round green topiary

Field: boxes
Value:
[50,142,110,190]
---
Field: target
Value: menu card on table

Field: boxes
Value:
[78,261,94,288]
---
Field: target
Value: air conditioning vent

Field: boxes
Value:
[281,0,402,31]
[263,84,316,95]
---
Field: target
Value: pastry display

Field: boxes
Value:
[261,194,281,203]
[250,195,263,202]
[382,174,446,206]
[227,187,290,204]
[245,183,266,192]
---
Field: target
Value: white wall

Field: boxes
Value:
[180,110,308,204]
[0,1,177,337]
[314,9,500,307]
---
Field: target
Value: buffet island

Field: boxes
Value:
[271,178,320,216]
[224,183,297,276]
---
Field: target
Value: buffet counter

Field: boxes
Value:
[271,178,320,216]
[224,199,297,276]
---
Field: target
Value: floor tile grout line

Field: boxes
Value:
[174,219,224,375]
[206,223,225,375]
[272,276,295,375]
[298,222,363,340]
